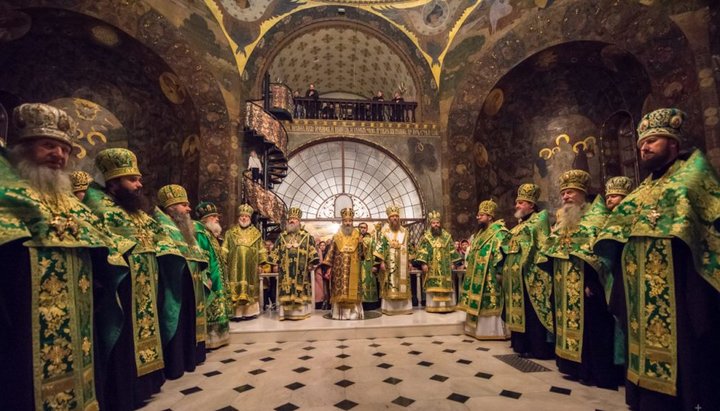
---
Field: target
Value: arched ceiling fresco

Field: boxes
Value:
[269,26,417,99]
[204,0,484,85]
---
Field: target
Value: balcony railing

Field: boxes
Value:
[291,97,417,122]
[245,101,288,157]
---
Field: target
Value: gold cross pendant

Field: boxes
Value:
[647,208,661,228]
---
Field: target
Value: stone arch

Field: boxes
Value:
[442,0,702,237]
[7,0,238,215]
[276,137,426,220]
[242,6,438,122]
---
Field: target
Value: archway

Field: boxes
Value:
[274,139,425,239]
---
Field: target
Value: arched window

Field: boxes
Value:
[275,140,424,221]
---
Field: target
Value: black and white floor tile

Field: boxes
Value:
[141,335,626,410]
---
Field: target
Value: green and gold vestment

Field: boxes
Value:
[360,233,379,302]
[414,228,462,312]
[541,196,609,362]
[595,150,720,396]
[194,221,230,349]
[0,156,131,411]
[502,210,553,333]
[270,229,319,310]
[154,209,209,344]
[459,220,509,325]
[223,224,266,313]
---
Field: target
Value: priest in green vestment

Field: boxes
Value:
[223,204,267,319]
[270,207,319,320]
[322,207,363,319]
[0,103,132,411]
[595,108,720,410]
[86,147,184,407]
[459,200,510,339]
[540,169,618,389]
[502,183,555,359]
[155,185,209,366]
[374,205,413,315]
[414,210,463,313]
[358,222,380,310]
[194,201,230,349]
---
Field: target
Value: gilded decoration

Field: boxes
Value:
[246,102,288,156]
[284,119,439,137]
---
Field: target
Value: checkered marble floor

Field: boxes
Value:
[140,334,627,410]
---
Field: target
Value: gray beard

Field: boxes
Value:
[11,157,72,196]
[204,220,222,238]
[239,220,251,229]
[286,222,299,233]
[514,209,531,220]
[341,226,353,236]
[169,210,197,246]
[556,203,584,232]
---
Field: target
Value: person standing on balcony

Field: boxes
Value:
[391,91,405,122]
[371,90,385,121]
[305,83,319,119]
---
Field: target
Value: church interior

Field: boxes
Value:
[1,0,719,410]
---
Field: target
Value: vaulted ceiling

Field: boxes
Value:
[268,26,417,100]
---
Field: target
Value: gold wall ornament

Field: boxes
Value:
[182,134,200,157]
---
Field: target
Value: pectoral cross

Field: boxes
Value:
[647,208,661,228]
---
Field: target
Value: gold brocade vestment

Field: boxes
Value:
[324,228,363,305]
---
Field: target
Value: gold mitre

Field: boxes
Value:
[477,199,497,217]
[287,207,302,220]
[605,176,633,197]
[341,207,354,219]
[386,204,401,217]
[636,108,686,148]
[95,148,142,181]
[559,169,591,193]
[427,210,441,223]
[516,183,540,204]
[237,203,254,217]
[157,184,188,209]
[11,103,77,148]
[70,170,92,193]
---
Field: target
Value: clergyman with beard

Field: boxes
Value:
[269,207,319,320]
[194,201,231,349]
[85,147,184,407]
[321,207,364,320]
[155,184,209,366]
[223,204,267,319]
[501,183,554,359]
[414,211,462,313]
[374,205,413,315]
[459,200,510,340]
[540,169,618,389]
[0,103,132,411]
[595,108,720,410]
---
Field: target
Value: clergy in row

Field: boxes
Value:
[269,207,319,320]
[414,210,462,313]
[459,200,509,339]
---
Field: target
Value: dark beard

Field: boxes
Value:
[169,209,197,246]
[113,186,151,214]
[640,150,674,172]
[477,221,488,230]
[431,227,441,236]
